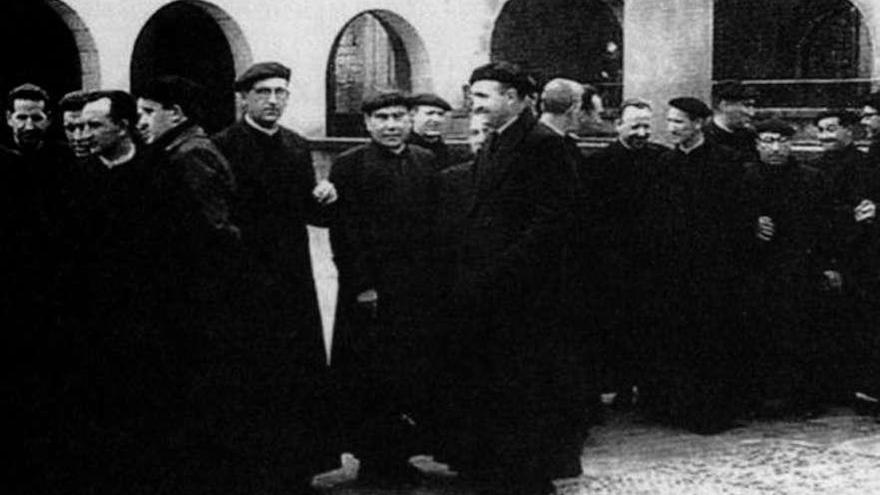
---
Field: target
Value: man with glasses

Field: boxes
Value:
[213,62,338,494]
[740,118,828,417]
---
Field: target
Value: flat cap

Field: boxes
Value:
[361,91,411,115]
[469,61,535,95]
[410,93,451,111]
[668,97,712,120]
[234,62,291,92]
[714,80,758,104]
[754,118,795,137]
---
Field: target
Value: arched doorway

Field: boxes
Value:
[326,10,431,137]
[714,0,873,108]
[131,0,251,134]
[491,0,623,108]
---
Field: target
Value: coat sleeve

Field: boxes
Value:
[328,151,377,296]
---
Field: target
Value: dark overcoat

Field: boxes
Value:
[438,111,580,490]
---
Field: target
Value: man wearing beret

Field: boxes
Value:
[739,118,828,416]
[328,91,440,485]
[407,92,459,170]
[643,96,748,434]
[434,61,577,495]
[577,97,669,412]
[810,110,880,405]
[213,62,338,493]
[705,80,759,164]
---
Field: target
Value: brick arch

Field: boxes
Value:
[167,0,253,76]
[44,0,100,89]
[493,0,622,26]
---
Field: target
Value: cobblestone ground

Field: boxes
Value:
[308,228,880,494]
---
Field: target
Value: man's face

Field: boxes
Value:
[364,105,410,149]
[136,98,178,144]
[243,77,289,127]
[7,99,50,151]
[617,105,652,149]
[666,107,702,147]
[756,132,792,166]
[861,105,880,139]
[719,99,755,129]
[81,98,127,158]
[63,110,91,158]
[411,105,448,139]
[817,117,853,151]
[581,93,604,125]
[467,114,491,154]
[470,80,515,128]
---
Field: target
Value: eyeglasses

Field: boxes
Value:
[251,87,290,100]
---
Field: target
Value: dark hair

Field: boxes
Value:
[85,90,137,134]
[136,75,204,121]
[7,83,50,112]
[815,109,859,128]
[59,90,91,113]
[712,80,757,108]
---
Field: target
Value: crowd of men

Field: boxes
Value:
[3,59,880,495]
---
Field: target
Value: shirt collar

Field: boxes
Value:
[99,145,137,169]
[244,114,280,136]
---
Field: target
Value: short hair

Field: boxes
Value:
[59,90,91,113]
[7,83,50,112]
[863,91,880,112]
[469,61,535,97]
[580,84,601,114]
[815,109,859,128]
[540,78,583,114]
[84,90,137,132]
[361,91,411,115]
[137,75,204,120]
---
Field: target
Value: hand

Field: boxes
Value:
[357,289,378,319]
[313,179,338,205]
[823,270,843,291]
[854,199,875,223]
[756,216,775,242]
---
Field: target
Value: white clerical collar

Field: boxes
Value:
[678,134,705,155]
[245,114,280,136]
[99,145,136,169]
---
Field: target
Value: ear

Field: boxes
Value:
[170,104,186,123]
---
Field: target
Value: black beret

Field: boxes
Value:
[361,91,411,115]
[469,61,535,95]
[713,80,758,104]
[234,62,291,92]
[409,93,451,111]
[668,97,712,120]
[815,109,859,127]
[137,75,204,117]
[754,118,795,137]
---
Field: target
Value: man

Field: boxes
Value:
[811,110,880,403]
[705,80,759,164]
[860,91,880,167]
[645,97,747,433]
[739,118,828,416]
[212,61,338,493]
[134,75,244,491]
[578,98,668,409]
[329,91,440,484]
[59,90,92,159]
[408,92,458,169]
[466,112,491,155]
[578,83,607,135]
[436,62,577,495]
[7,83,52,154]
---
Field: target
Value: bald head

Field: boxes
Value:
[540,78,584,115]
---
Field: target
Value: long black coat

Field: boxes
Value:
[328,141,440,456]
[212,120,335,488]
[439,111,579,489]
[645,140,749,430]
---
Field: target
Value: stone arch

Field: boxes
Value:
[131,0,252,133]
[45,0,101,90]
[325,9,432,136]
